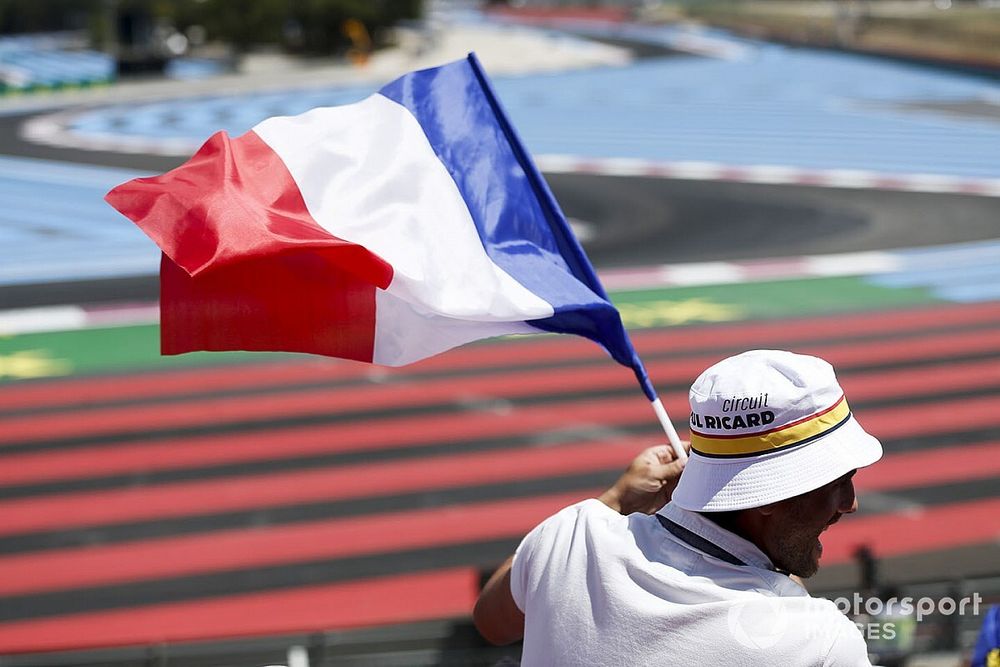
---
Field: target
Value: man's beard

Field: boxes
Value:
[771,528,822,578]
[770,502,827,578]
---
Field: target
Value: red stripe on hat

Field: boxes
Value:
[690,395,847,441]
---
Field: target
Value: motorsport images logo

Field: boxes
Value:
[726,597,790,650]
[726,593,983,656]
[726,597,870,665]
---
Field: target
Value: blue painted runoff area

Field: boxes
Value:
[62,23,1000,179]
[0,156,157,288]
[1,146,998,306]
[1,21,998,291]
[866,240,1000,303]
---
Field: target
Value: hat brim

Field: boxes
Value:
[672,415,883,512]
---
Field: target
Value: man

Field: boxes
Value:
[474,349,882,665]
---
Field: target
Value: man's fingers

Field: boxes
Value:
[649,444,673,464]
[664,457,687,475]
[648,455,688,482]
[651,441,690,465]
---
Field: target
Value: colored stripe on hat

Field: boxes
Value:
[690,396,851,458]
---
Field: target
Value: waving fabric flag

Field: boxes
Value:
[106,53,656,400]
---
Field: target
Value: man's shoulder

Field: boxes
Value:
[531,498,623,534]
[513,497,660,579]
[514,499,614,561]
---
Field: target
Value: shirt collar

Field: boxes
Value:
[658,502,776,571]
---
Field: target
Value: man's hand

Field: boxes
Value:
[598,443,689,515]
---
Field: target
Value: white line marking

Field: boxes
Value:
[535,155,1000,198]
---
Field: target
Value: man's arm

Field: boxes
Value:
[472,443,688,645]
[473,555,524,645]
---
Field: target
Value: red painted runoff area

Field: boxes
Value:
[0,359,698,444]
[0,419,649,536]
[2,441,999,597]
[0,490,591,596]
[0,496,998,655]
[0,568,479,655]
[821,497,1000,564]
[1,394,996,536]
[0,359,370,412]
[0,395,658,488]
[2,354,999,489]
[854,440,1000,493]
[2,328,998,445]
[0,299,998,657]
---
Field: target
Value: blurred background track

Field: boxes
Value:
[0,2,999,665]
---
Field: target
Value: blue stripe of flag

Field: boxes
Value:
[378,53,655,399]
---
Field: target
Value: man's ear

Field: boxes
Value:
[753,502,780,517]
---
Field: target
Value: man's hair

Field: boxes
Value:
[699,509,742,532]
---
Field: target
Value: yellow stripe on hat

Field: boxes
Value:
[690,396,851,458]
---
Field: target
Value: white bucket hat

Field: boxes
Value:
[672,349,883,512]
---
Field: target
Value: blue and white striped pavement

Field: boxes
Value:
[0,157,155,287]
[3,20,1000,294]
[33,25,1000,180]
[867,240,1000,303]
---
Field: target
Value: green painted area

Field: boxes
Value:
[0,325,289,382]
[610,276,942,329]
[0,276,943,383]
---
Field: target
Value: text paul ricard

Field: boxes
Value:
[690,393,773,430]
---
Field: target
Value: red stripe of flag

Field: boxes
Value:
[106,130,393,362]
[160,250,378,360]
[105,130,392,286]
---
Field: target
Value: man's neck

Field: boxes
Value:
[699,510,772,562]
[700,509,745,537]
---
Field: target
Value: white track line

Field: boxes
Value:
[535,155,1000,198]
[0,249,906,335]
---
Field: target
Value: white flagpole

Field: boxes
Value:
[651,397,687,464]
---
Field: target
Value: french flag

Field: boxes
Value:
[106,54,657,401]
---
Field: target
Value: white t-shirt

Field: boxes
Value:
[510,499,871,667]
